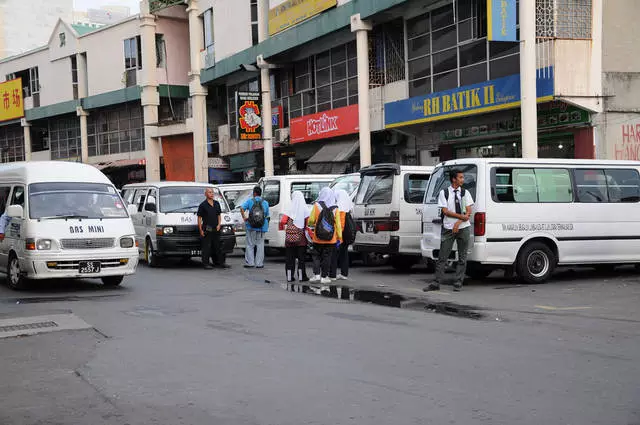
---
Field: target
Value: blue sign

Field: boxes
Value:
[385,68,554,128]
[488,0,517,42]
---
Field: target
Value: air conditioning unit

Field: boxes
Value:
[274,128,289,143]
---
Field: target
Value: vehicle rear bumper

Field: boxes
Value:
[353,236,400,254]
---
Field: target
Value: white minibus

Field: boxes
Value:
[0,161,138,289]
[421,158,640,284]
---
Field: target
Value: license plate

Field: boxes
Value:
[191,250,201,256]
[366,222,375,233]
[79,261,101,274]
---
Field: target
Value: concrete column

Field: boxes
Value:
[258,0,269,42]
[76,107,89,163]
[21,119,31,161]
[187,0,209,182]
[351,14,372,168]
[140,0,161,181]
[76,53,88,98]
[259,56,274,178]
[519,0,538,158]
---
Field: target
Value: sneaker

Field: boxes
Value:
[320,277,331,284]
[309,275,321,282]
[337,274,349,280]
[243,264,254,268]
[422,283,440,292]
[453,284,462,292]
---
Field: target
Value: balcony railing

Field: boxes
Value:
[149,0,184,13]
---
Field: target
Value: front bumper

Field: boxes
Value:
[156,234,236,257]
[22,249,138,280]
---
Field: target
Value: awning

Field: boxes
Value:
[305,140,358,174]
[229,152,258,172]
[94,158,146,170]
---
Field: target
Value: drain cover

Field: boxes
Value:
[0,314,92,339]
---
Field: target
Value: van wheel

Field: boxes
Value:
[145,239,159,268]
[390,256,419,271]
[466,263,493,280]
[102,276,124,286]
[516,242,556,284]
[7,254,27,290]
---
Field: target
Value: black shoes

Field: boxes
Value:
[422,283,440,292]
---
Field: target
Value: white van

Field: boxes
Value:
[217,183,256,250]
[421,158,640,284]
[259,174,338,250]
[0,161,138,289]
[217,183,257,210]
[121,182,235,266]
[353,164,433,270]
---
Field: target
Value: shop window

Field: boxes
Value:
[433,48,457,74]
[459,40,486,67]
[460,63,487,86]
[431,4,454,30]
[87,103,144,157]
[432,25,457,52]
[408,34,430,60]
[0,126,25,163]
[433,70,457,92]
[490,54,520,79]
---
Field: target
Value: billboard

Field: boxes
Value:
[269,0,337,36]
[0,78,24,123]
[487,0,517,42]
[236,91,263,141]
[290,104,359,143]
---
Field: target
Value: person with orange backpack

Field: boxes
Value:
[307,187,342,284]
[330,189,356,280]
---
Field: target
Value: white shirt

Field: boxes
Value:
[438,186,475,230]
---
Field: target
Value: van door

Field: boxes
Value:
[260,179,281,247]
[354,168,397,251]
[400,172,431,255]
[143,188,158,245]
[131,188,148,249]
[0,185,14,272]
[3,185,25,267]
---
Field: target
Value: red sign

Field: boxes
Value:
[290,104,359,143]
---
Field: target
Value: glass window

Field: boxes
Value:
[574,169,609,203]
[356,173,394,205]
[433,48,457,74]
[433,70,457,92]
[458,19,473,42]
[409,77,430,97]
[330,174,361,195]
[331,62,347,82]
[432,25,457,52]
[408,35,430,60]
[407,13,429,38]
[316,50,330,69]
[316,67,330,86]
[431,5,454,30]
[291,181,331,204]
[261,181,280,207]
[408,56,431,81]
[158,186,227,213]
[490,54,520,79]
[405,174,431,204]
[460,62,487,86]
[492,168,572,203]
[536,169,573,203]
[513,169,538,202]
[490,42,519,60]
[133,189,147,212]
[425,165,478,204]
[459,40,487,67]
[605,169,640,203]
[10,186,24,207]
[0,186,11,211]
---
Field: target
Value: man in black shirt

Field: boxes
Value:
[197,188,230,269]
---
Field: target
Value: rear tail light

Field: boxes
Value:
[474,212,486,236]
[278,213,285,231]
[374,211,400,232]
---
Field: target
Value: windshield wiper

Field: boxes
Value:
[164,205,200,213]
[38,214,91,220]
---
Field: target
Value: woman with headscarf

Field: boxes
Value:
[330,189,354,280]
[307,187,342,284]
[280,191,310,282]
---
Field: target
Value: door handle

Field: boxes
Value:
[432,218,443,224]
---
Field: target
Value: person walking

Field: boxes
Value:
[197,188,230,269]
[280,190,310,282]
[424,169,474,292]
[307,187,342,285]
[240,186,270,269]
[331,189,355,280]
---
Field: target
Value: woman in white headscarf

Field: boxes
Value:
[307,187,342,284]
[331,189,354,280]
[280,191,310,282]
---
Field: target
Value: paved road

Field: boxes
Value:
[0,253,638,425]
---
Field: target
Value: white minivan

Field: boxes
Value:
[259,174,338,250]
[421,158,640,284]
[0,161,138,289]
[353,164,433,270]
[121,182,235,266]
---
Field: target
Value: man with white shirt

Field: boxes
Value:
[424,169,474,292]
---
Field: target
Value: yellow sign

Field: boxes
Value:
[268,0,337,36]
[0,78,24,122]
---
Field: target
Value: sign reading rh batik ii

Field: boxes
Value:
[236,91,262,141]
[290,104,359,143]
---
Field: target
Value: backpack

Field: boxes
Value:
[314,201,336,241]
[248,198,265,228]
[342,212,357,245]
[440,187,466,220]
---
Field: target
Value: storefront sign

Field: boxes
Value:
[488,0,517,42]
[272,105,283,129]
[0,78,24,122]
[440,102,590,141]
[208,157,229,169]
[268,0,337,36]
[236,91,262,141]
[290,104,359,143]
[385,68,554,129]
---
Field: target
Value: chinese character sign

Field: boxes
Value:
[236,91,263,141]
[0,78,24,122]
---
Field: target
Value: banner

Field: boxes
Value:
[0,78,24,122]
[269,0,337,36]
[384,68,554,128]
[488,0,517,42]
[290,104,359,143]
[236,91,262,141]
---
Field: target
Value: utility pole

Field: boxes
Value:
[259,0,274,177]
[520,0,538,158]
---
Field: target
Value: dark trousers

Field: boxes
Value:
[285,245,308,282]
[202,230,223,266]
[435,227,471,287]
[330,244,350,278]
[313,243,335,278]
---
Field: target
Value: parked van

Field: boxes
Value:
[353,164,433,270]
[329,173,361,197]
[121,182,235,266]
[217,183,257,210]
[259,174,338,250]
[421,158,640,284]
[0,161,138,289]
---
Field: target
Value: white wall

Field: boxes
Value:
[156,17,190,86]
[198,0,252,62]
[603,0,640,73]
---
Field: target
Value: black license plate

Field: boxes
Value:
[79,261,101,274]
[190,250,201,256]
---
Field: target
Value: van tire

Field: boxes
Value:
[145,238,159,268]
[390,256,419,271]
[102,276,124,286]
[516,242,556,284]
[7,254,28,290]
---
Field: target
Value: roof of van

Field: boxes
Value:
[216,183,257,189]
[261,174,340,181]
[122,181,216,189]
[0,161,112,184]
[439,158,640,167]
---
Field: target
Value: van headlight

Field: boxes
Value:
[156,226,175,236]
[120,237,135,248]
[36,239,52,250]
[221,225,234,235]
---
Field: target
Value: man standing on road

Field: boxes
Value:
[424,169,474,292]
[240,186,270,269]
[197,188,230,270]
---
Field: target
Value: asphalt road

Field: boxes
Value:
[0,253,638,425]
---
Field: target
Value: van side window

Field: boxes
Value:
[262,182,280,207]
[0,186,11,212]
[492,168,572,203]
[133,189,147,212]
[604,169,640,203]
[404,174,430,204]
[574,169,608,203]
[291,182,329,204]
[10,186,24,207]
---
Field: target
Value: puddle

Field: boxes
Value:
[281,282,486,320]
[1,294,123,305]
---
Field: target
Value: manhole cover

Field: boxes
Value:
[0,321,58,333]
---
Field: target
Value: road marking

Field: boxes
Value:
[534,305,593,311]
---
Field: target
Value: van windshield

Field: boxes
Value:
[330,175,360,196]
[29,183,127,219]
[356,173,393,205]
[424,165,478,204]
[159,187,228,213]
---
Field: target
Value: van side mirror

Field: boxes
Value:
[6,205,23,219]
[144,202,156,213]
[127,205,138,216]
